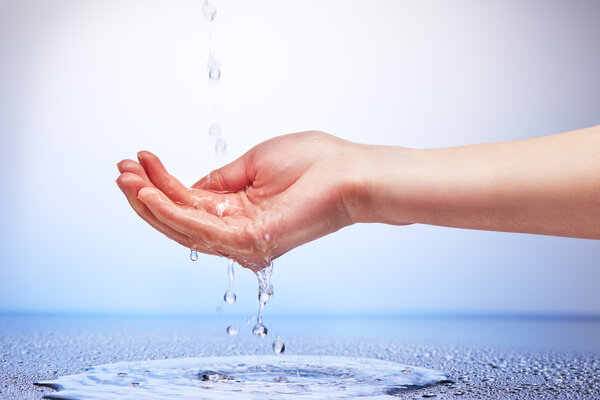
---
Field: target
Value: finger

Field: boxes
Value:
[130,153,243,216]
[116,172,218,256]
[192,152,252,192]
[137,150,196,205]
[137,187,252,253]
[117,159,152,185]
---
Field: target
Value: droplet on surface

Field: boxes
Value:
[272,334,285,354]
[202,0,217,21]
[209,122,221,138]
[190,250,198,261]
[131,382,140,387]
[215,137,227,154]
[117,372,127,377]
[252,323,267,338]
[223,290,236,304]
[207,55,221,81]
[226,325,239,336]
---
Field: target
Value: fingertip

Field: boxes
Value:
[137,150,155,162]
[117,159,135,173]
[191,176,209,189]
[137,186,159,201]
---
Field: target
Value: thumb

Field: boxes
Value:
[192,152,253,192]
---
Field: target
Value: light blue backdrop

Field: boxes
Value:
[0,0,598,315]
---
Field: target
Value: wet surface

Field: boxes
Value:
[1,314,599,399]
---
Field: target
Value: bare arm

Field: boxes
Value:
[354,125,600,239]
[116,125,600,270]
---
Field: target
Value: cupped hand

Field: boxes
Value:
[116,131,364,270]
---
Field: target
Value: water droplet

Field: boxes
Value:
[264,233,271,242]
[117,372,127,377]
[131,382,140,387]
[215,137,227,154]
[190,250,198,261]
[227,259,235,286]
[207,55,221,81]
[272,334,285,354]
[202,0,217,21]
[209,122,221,138]
[223,290,236,304]
[252,323,267,338]
[226,325,239,336]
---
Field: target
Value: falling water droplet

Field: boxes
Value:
[223,290,236,304]
[202,0,217,21]
[226,325,239,336]
[227,258,235,285]
[190,250,198,261]
[272,333,285,354]
[207,55,221,81]
[215,137,227,154]
[252,263,273,338]
[252,323,267,338]
[209,122,221,138]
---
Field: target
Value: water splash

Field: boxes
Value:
[36,355,450,399]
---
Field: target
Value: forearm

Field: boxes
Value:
[353,125,600,239]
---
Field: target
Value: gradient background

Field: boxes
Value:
[0,0,598,317]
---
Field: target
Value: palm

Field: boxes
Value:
[117,132,353,270]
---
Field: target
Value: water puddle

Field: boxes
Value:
[36,355,449,399]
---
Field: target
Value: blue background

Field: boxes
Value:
[0,0,598,316]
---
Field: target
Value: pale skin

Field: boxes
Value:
[116,125,600,271]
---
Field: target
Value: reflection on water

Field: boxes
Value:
[36,355,449,399]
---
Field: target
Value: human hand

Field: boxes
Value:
[116,131,367,270]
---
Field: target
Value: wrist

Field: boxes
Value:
[341,143,423,225]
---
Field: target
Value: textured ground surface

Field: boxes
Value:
[1,314,599,399]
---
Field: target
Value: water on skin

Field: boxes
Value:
[36,355,450,399]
